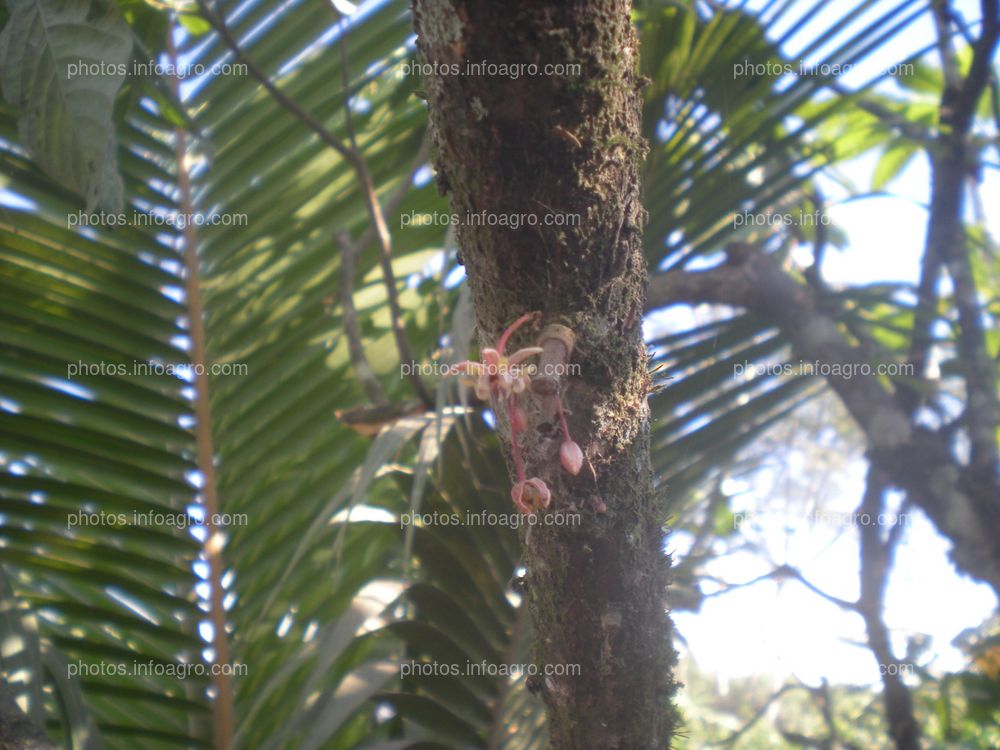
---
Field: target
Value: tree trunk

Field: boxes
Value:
[0,681,58,750]
[412,2,678,748]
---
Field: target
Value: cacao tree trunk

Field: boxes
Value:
[0,681,58,750]
[412,2,678,748]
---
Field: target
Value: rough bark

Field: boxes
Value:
[0,681,57,750]
[412,2,678,748]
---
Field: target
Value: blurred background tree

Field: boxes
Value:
[0,0,997,748]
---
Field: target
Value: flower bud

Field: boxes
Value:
[560,440,583,475]
[511,478,551,514]
[510,404,529,432]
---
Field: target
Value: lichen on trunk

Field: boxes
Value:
[412,1,678,747]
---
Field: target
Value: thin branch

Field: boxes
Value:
[334,132,431,406]
[703,564,858,612]
[194,0,353,159]
[710,683,802,746]
[775,679,867,750]
[776,728,830,749]
[901,1,999,427]
[700,569,779,596]
[931,0,962,93]
[332,10,434,406]
[943,0,1000,479]
[336,230,387,404]
[194,0,433,405]
[813,680,844,748]
[786,568,859,612]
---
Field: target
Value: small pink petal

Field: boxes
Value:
[497,312,539,355]
[560,440,583,476]
[508,346,544,366]
[511,478,551,514]
[511,482,531,514]
[481,348,501,367]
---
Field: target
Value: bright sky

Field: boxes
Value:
[673,0,999,695]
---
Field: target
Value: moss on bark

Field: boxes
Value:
[412,2,678,747]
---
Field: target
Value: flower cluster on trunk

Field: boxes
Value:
[453,312,582,514]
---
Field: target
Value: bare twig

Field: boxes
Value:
[786,569,859,612]
[331,9,434,406]
[703,564,858,612]
[334,131,431,406]
[710,683,802,746]
[194,0,433,405]
[336,230,387,404]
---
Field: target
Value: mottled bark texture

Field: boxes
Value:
[0,681,57,750]
[412,2,677,748]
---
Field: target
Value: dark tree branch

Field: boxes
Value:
[773,679,865,750]
[904,0,1000,480]
[856,466,921,750]
[787,568,859,612]
[646,251,1000,594]
[931,0,962,93]
[954,0,1000,131]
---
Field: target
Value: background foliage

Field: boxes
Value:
[0,0,997,748]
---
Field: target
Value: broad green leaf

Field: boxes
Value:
[872,139,918,190]
[0,0,130,211]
